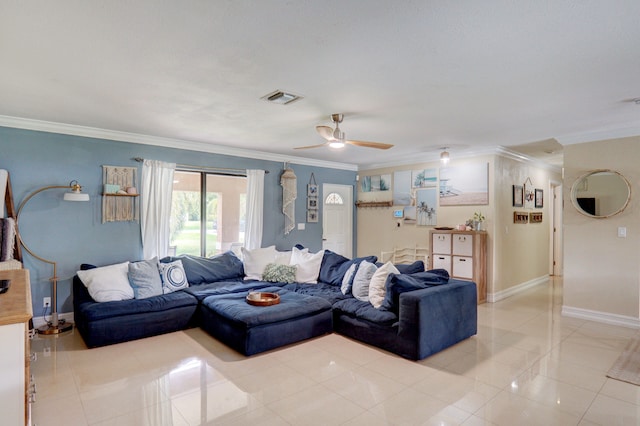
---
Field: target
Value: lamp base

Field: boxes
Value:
[37,320,73,335]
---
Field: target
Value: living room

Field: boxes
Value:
[2,2,640,425]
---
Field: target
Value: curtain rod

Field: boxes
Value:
[132,157,269,175]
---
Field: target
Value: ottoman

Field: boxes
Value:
[199,286,333,355]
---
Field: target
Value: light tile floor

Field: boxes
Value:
[31,278,640,425]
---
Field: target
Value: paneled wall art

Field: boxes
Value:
[307,173,318,223]
[102,165,139,223]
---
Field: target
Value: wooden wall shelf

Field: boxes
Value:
[355,201,393,208]
[102,193,139,197]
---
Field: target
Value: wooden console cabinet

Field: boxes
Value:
[0,269,34,425]
[429,230,487,303]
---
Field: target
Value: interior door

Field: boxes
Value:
[552,183,563,276]
[322,184,353,258]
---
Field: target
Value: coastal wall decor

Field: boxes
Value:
[439,163,488,206]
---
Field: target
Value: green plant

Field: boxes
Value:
[473,211,485,222]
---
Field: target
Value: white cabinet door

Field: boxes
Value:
[433,254,451,274]
[452,256,473,279]
[452,234,473,256]
[432,233,451,254]
[0,323,25,425]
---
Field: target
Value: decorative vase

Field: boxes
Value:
[474,220,483,231]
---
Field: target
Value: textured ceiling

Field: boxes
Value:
[1,1,639,168]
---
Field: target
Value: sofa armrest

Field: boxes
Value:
[397,279,477,359]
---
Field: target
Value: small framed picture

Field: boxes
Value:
[307,209,318,223]
[535,189,543,208]
[512,185,523,207]
[307,197,318,209]
[308,184,318,197]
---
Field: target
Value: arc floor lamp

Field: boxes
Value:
[16,180,90,335]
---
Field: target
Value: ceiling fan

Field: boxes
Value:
[294,114,394,150]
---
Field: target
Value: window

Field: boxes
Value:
[325,192,344,205]
[170,171,246,257]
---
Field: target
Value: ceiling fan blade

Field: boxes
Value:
[294,142,329,150]
[345,140,394,150]
[316,125,334,140]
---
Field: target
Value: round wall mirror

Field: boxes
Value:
[571,169,631,218]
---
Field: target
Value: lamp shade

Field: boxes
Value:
[63,192,90,201]
[63,180,90,201]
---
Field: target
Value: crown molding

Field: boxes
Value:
[358,145,497,170]
[358,145,562,172]
[495,146,562,173]
[0,115,358,171]
[556,123,640,146]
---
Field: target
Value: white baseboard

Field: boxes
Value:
[32,312,75,329]
[562,305,640,329]
[487,275,549,303]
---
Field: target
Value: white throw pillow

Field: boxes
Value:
[369,261,400,309]
[289,247,324,283]
[242,245,277,280]
[351,261,377,302]
[341,262,358,295]
[77,262,134,303]
[159,260,189,294]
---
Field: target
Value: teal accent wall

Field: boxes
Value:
[0,126,356,314]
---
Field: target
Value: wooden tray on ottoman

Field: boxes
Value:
[246,291,280,306]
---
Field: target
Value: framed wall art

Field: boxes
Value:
[535,189,543,208]
[307,209,318,223]
[439,163,489,206]
[512,185,523,207]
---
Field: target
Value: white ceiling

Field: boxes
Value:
[2,1,640,168]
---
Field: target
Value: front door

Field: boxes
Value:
[322,183,353,258]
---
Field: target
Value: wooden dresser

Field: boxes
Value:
[0,269,33,426]
[429,230,487,303]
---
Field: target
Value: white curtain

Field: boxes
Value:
[245,169,265,250]
[141,159,176,259]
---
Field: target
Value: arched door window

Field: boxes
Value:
[325,192,344,205]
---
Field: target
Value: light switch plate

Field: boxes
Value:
[618,227,627,238]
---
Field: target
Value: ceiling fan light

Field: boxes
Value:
[329,141,345,149]
[440,150,450,164]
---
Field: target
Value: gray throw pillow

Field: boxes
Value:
[128,257,163,299]
[351,261,377,302]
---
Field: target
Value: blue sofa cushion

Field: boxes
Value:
[332,298,398,326]
[380,269,450,312]
[376,260,425,274]
[77,290,197,322]
[201,286,331,327]
[319,250,378,286]
[395,260,425,274]
[282,282,350,305]
[160,251,244,285]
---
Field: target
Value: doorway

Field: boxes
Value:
[550,182,563,276]
[322,183,353,258]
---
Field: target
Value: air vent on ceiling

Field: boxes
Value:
[261,90,303,105]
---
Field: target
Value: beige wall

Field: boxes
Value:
[563,137,640,320]
[357,152,559,298]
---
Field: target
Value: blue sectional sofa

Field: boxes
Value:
[73,250,477,360]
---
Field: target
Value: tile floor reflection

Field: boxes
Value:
[31,278,640,425]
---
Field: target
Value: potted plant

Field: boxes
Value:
[472,211,485,231]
